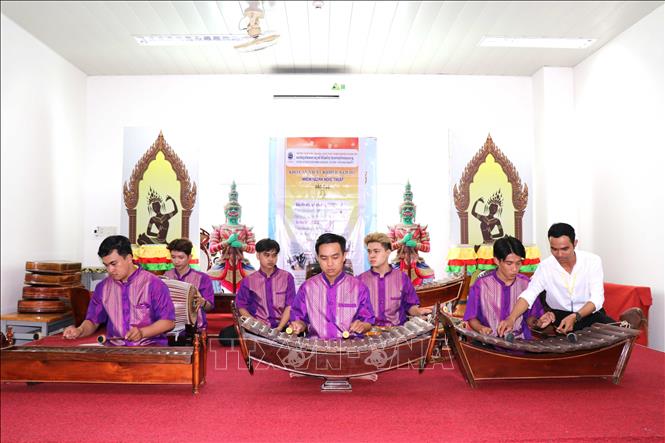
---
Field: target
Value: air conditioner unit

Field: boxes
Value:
[272,93,340,99]
[272,82,345,100]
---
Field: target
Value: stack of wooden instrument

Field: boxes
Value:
[19,261,83,314]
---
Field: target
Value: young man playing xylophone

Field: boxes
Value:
[358,232,431,327]
[465,236,544,339]
[235,238,296,332]
[165,238,215,329]
[289,233,375,338]
[63,235,175,346]
[498,223,620,337]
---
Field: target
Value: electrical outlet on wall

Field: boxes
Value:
[93,226,118,238]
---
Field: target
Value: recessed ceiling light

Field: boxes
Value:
[133,34,244,46]
[478,36,596,49]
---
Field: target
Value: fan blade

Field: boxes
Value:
[234,34,280,51]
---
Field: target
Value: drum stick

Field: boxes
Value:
[96,335,124,344]
[326,317,361,339]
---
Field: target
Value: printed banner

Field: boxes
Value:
[269,137,377,287]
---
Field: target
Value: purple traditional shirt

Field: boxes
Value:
[86,267,175,346]
[358,268,419,326]
[290,272,375,339]
[464,270,544,339]
[236,267,296,328]
[164,267,215,328]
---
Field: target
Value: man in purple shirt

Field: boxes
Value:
[464,236,544,340]
[236,238,296,331]
[165,238,214,329]
[63,235,175,346]
[358,232,430,326]
[289,233,375,339]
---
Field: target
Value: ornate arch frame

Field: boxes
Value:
[453,134,528,243]
[123,132,197,243]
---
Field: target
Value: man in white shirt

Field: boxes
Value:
[498,223,615,336]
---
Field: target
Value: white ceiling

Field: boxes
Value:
[1,1,662,76]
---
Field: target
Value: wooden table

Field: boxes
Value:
[1,312,74,344]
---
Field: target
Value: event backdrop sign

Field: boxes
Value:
[269,137,377,287]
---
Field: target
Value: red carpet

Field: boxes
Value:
[1,344,663,443]
[205,313,234,336]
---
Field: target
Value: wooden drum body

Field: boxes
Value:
[17,300,67,314]
[161,278,199,328]
[443,314,640,388]
[24,272,82,286]
[25,261,82,274]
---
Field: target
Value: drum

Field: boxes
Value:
[24,272,82,286]
[25,260,82,274]
[17,299,68,314]
[161,278,199,327]
[22,285,80,300]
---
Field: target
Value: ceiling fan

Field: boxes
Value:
[232,1,280,52]
[133,1,279,52]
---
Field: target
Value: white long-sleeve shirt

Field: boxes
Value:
[518,250,604,313]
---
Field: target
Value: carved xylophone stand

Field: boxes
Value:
[321,378,352,392]
[290,373,378,392]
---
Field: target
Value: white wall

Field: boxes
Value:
[533,66,581,253]
[573,6,664,350]
[1,14,87,314]
[83,74,534,279]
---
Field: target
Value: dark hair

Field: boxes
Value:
[167,238,193,256]
[315,233,346,255]
[256,238,280,254]
[547,223,576,243]
[493,236,526,260]
[98,235,133,258]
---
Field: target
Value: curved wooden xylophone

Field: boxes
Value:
[0,330,207,394]
[414,275,466,308]
[233,301,441,391]
[443,314,641,387]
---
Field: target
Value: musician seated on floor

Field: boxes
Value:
[289,233,375,338]
[63,235,175,346]
[358,232,431,327]
[165,238,214,329]
[236,238,296,331]
[498,223,616,338]
[464,236,544,340]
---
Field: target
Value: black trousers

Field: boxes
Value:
[550,308,615,331]
[218,325,239,347]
